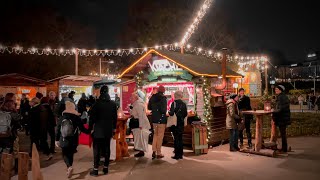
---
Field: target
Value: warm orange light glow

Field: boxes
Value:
[117,49,243,79]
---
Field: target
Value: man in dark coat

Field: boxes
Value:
[20,94,31,135]
[272,85,290,153]
[148,85,167,159]
[89,86,117,176]
[238,88,253,148]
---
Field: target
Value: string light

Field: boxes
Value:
[180,0,213,46]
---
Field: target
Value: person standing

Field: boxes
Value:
[89,86,117,176]
[68,91,76,102]
[148,85,167,159]
[298,94,304,111]
[55,101,90,178]
[77,93,88,115]
[39,97,54,160]
[130,93,151,157]
[20,94,31,135]
[238,88,253,149]
[28,97,41,156]
[115,94,120,110]
[168,91,187,160]
[272,85,291,153]
[226,94,241,152]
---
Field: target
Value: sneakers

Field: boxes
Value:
[152,151,156,159]
[134,151,145,157]
[171,156,183,160]
[90,169,98,177]
[103,167,109,175]
[156,154,164,159]
[67,167,73,178]
[46,154,53,161]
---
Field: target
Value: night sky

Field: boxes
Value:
[1,0,319,62]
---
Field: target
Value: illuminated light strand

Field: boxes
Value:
[0,43,268,64]
[180,0,214,46]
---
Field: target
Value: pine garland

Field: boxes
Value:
[202,77,213,142]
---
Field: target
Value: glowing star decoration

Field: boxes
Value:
[180,0,213,46]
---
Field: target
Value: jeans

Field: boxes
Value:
[229,129,239,150]
[93,137,111,169]
[279,125,288,152]
[152,124,166,155]
[62,146,75,167]
[239,118,252,145]
[172,125,184,158]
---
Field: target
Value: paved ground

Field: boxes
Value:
[11,136,320,180]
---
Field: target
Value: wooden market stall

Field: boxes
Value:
[47,75,102,102]
[0,73,47,108]
[117,49,243,147]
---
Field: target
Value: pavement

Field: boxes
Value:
[11,136,320,180]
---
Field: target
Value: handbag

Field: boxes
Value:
[129,117,139,129]
[167,102,177,127]
[110,138,116,160]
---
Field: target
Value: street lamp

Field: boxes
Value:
[233,82,239,94]
[270,79,276,97]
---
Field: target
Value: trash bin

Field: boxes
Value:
[192,122,208,155]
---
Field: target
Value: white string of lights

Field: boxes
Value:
[0,43,268,64]
[180,0,213,46]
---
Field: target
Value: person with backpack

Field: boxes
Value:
[148,85,167,159]
[55,101,90,178]
[88,85,117,177]
[0,96,21,155]
[168,91,188,160]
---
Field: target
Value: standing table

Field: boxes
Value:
[115,116,130,160]
[242,110,276,157]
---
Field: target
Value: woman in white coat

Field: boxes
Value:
[130,93,151,157]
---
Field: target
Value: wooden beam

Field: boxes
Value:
[32,144,43,180]
[0,153,13,180]
[18,152,29,180]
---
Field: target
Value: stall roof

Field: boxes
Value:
[118,49,242,78]
[0,73,47,86]
[48,75,102,82]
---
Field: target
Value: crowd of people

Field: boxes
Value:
[226,85,291,153]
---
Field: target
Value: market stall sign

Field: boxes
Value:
[147,59,192,81]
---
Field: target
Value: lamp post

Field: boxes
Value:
[270,80,275,97]
[233,82,239,94]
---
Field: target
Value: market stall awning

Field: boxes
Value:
[118,49,242,79]
[48,75,102,82]
[0,73,47,86]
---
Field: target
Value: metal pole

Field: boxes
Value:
[75,49,78,75]
[264,59,268,95]
[99,58,102,77]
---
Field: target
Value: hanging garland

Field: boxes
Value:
[202,77,213,142]
[134,71,144,88]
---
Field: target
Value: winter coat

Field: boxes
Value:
[56,113,90,148]
[19,99,30,116]
[39,103,55,136]
[148,92,167,124]
[169,99,188,129]
[29,104,41,138]
[225,99,240,129]
[272,92,291,126]
[89,94,117,139]
[77,98,87,115]
[131,98,151,130]
[238,95,253,120]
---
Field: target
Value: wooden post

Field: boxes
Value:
[270,118,277,143]
[32,144,43,180]
[255,115,263,152]
[75,49,79,76]
[0,153,13,180]
[18,152,29,180]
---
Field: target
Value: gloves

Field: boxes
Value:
[55,141,60,148]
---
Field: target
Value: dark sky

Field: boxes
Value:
[1,0,319,61]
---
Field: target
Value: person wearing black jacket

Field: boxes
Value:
[20,94,31,135]
[272,85,291,153]
[148,85,167,159]
[28,97,41,156]
[238,88,253,148]
[55,101,90,178]
[169,91,187,160]
[88,86,117,176]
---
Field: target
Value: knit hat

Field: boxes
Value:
[229,93,238,99]
[63,101,80,116]
[276,85,285,92]
[158,85,165,93]
[100,85,109,95]
[36,92,43,99]
[238,88,245,92]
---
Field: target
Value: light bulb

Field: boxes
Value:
[187,44,191,48]
[93,49,97,53]
[82,49,86,53]
[129,48,133,52]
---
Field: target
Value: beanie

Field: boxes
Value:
[276,85,285,92]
